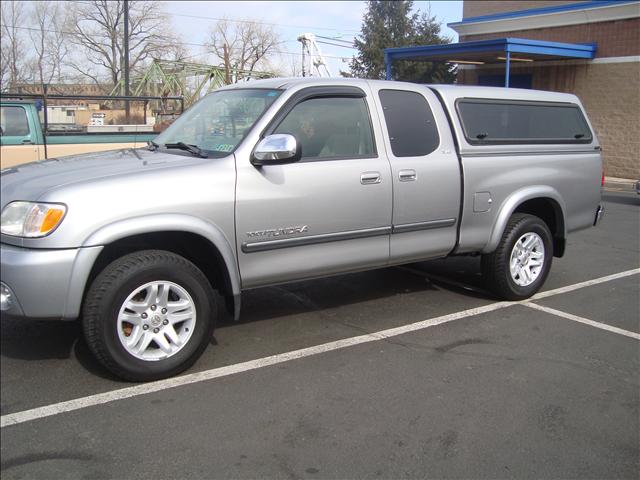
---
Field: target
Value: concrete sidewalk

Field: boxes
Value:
[604,176,638,193]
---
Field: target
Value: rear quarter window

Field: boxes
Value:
[378,90,439,157]
[456,99,593,145]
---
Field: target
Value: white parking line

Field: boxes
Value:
[0,301,515,428]
[2,268,639,429]
[524,302,640,340]
[530,268,640,300]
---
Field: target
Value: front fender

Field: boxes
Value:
[483,186,567,254]
[81,213,241,297]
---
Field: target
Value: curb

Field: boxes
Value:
[603,177,638,193]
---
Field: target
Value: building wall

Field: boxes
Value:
[463,1,581,19]
[575,62,639,179]
[459,18,640,58]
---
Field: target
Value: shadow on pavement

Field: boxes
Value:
[602,192,640,206]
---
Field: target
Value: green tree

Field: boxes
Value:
[349,1,455,83]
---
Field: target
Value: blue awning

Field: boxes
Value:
[383,38,597,87]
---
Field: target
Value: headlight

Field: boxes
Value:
[0,201,67,237]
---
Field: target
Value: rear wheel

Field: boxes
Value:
[482,214,553,300]
[83,250,217,381]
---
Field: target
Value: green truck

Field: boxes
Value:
[0,94,181,169]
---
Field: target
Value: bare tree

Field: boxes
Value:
[206,18,280,84]
[28,1,70,89]
[0,0,27,90]
[266,52,302,78]
[66,0,181,88]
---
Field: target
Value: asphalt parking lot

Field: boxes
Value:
[1,191,639,479]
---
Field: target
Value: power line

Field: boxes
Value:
[316,40,356,49]
[168,12,361,33]
[0,23,355,61]
[315,35,357,44]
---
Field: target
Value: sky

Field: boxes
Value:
[161,1,463,76]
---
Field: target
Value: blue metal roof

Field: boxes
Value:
[384,38,597,62]
[448,0,638,27]
[383,38,597,86]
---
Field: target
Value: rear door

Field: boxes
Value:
[235,85,393,288]
[369,84,461,263]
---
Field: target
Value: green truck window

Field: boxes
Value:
[1,106,31,138]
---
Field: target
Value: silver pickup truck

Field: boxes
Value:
[0,78,604,381]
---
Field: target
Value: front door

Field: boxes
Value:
[235,85,393,288]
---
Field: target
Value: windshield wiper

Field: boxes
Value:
[164,142,208,158]
[147,140,159,151]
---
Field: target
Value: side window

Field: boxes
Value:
[456,99,593,144]
[378,89,439,157]
[0,106,31,137]
[273,97,375,160]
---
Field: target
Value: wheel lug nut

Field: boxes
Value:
[161,308,167,314]
[141,313,148,319]
[153,327,159,333]
[151,305,157,311]
[163,319,168,325]
[143,325,149,330]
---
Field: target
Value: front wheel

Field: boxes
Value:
[82,250,217,381]
[481,214,553,300]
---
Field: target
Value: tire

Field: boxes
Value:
[82,250,217,382]
[481,213,553,300]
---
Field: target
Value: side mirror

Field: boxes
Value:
[251,134,300,166]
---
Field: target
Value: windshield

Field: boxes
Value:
[155,88,282,157]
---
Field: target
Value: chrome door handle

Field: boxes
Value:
[22,140,34,145]
[399,169,417,182]
[360,172,381,185]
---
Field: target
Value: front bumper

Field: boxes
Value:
[0,243,102,320]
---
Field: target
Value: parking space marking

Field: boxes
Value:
[2,268,639,429]
[524,302,640,340]
[531,268,640,300]
[0,301,515,428]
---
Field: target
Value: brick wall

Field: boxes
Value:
[459,62,640,178]
[463,1,580,19]
[577,62,640,179]
[460,18,640,58]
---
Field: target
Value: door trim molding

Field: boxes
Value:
[242,226,391,253]
[392,218,456,234]
[242,217,458,253]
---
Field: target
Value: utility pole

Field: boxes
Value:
[123,0,131,122]
[223,44,231,84]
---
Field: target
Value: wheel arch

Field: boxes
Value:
[483,187,567,257]
[65,214,241,321]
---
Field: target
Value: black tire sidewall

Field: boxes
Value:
[91,254,215,380]
[501,217,553,299]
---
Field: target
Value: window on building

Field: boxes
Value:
[274,97,375,159]
[378,89,440,157]
[456,99,593,144]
